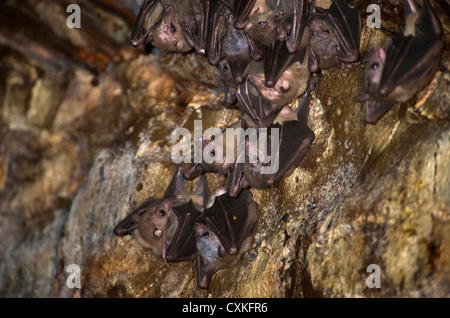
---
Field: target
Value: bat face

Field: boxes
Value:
[194,222,227,289]
[245,10,284,46]
[365,47,386,95]
[150,5,192,53]
[133,198,176,253]
[359,0,443,124]
[183,137,233,181]
[309,17,341,71]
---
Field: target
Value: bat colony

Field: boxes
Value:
[114,0,443,289]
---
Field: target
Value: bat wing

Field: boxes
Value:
[317,0,361,63]
[268,87,315,185]
[263,38,307,88]
[236,78,278,128]
[231,0,257,29]
[113,198,163,236]
[286,0,309,54]
[377,33,443,98]
[208,1,228,65]
[192,0,219,55]
[203,189,259,255]
[130,0,159,47]
[408,0,441,36]
[165,201,202,261]
[377,0,443,97]
[163,165,187,198]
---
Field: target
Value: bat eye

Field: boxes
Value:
[170,23,177,33]
[202,231,210,238]
[159,209,167,217]
[210,149,216,157]
[371,62,379,70]
[258,21,266,26]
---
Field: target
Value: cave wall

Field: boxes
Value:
[0,0,449,297]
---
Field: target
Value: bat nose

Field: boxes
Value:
[130,39,141,47]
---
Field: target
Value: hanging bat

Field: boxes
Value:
[207,0,229,66]
[194,189,260,288]
[236,77,279,128]
[229,76,319,197]
[218,59,239,105]
[359,0,443,124]
[183,129,237,181]
[221,13,265,84]
[146,4,193,53]
[113,166,208,260]
[244,0,310,54]
[308,0,361,72]
[262,21,310,89]
[113,197,177,259]
[236,28,309,126]
[247,25,311,109]
[164,200,202,262]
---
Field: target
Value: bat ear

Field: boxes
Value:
[196,253,213,289]
[195,174,211,210]
[113,214,140,236]
[164,165,187,198]
[113,198,163,236]
[227,162,249,197]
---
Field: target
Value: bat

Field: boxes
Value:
[229,76,319,197]
[262,20,310,89]
[207,0,229,66]
[359,0,443,124]
[244,0,310,54]
[308,0,361,72]
[164,200,202,261]
[113,197,177,259]
[182,135,235,181]
[146,4,193,53]
[247,25,311,110]
[218,59,239,105]
[130,0,211,54]
[113,166,208,260]
[194,189,260,288]
[236,77,279,128]
[221,13,260,84]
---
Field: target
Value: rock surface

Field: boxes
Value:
[0,0,449,297]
